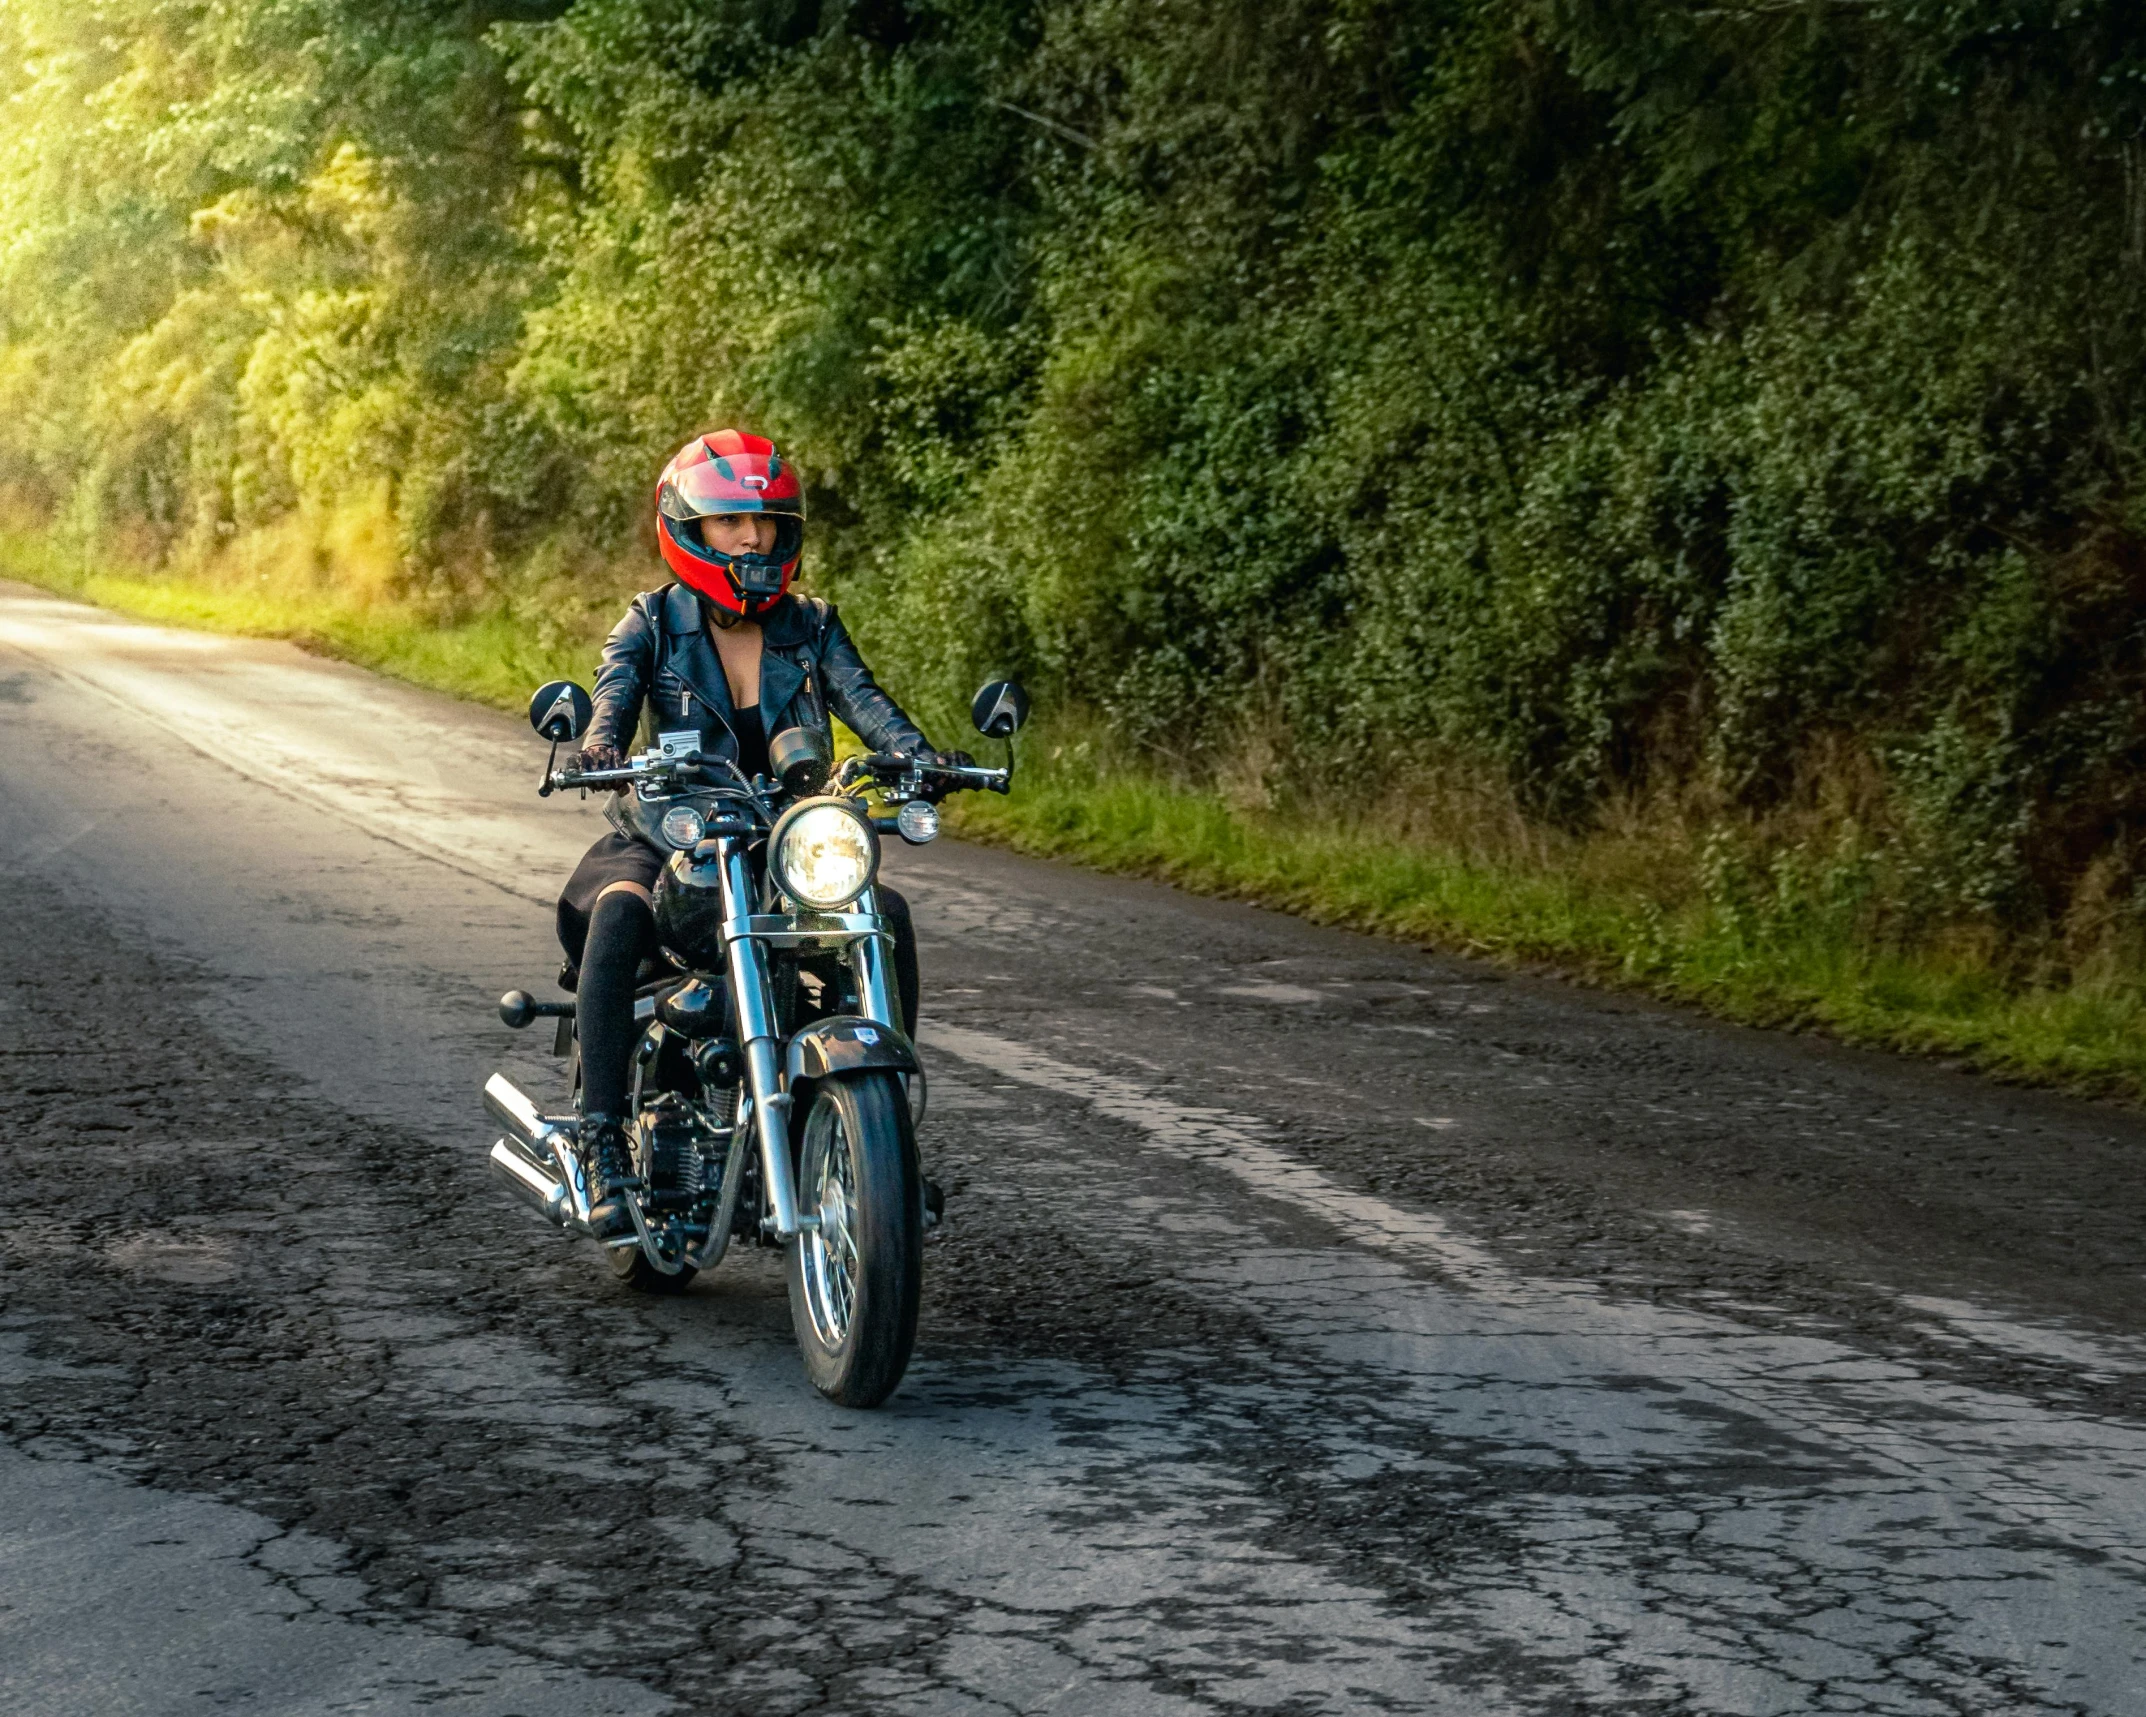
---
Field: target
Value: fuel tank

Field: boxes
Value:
[652,849,728,970]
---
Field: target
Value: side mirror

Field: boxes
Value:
[529,680,593,743]
[970,680,1030,739]
[768,726,832,796]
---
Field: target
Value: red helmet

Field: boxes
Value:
[655,430,807,616]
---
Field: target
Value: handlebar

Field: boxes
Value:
[544,746,1008,801]
[836,752,1011,797]
[544,749,720,796]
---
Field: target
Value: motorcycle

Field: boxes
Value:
[482,676,1030,1408]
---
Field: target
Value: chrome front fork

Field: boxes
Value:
[848,883,903,1035]
[717,849,905,1241]
[718,838,802,1237]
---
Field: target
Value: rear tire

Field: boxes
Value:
[785,1071,921,1408]
[609,1246,698,1293]
[583,1033,700,1294]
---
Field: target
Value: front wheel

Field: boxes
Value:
[786,1071,921,1408]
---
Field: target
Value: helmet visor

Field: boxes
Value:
[658,452,805,521]
[659,511,805,587]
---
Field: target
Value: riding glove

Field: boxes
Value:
[574,742,629,791]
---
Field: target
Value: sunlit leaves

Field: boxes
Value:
[5,0,2146,939]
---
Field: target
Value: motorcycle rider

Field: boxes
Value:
[557,429,964,1238]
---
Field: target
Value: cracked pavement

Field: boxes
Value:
[2,583,2144,1713]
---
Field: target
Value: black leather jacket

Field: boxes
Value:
[588,584,931,768]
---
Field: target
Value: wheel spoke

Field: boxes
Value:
[803,1100,862,1348]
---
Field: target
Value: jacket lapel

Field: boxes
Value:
[664,586,811,737]
[759,649,804,736]
[660,585,736,723]
[756,595,813,734]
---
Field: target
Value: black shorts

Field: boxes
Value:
[556,832,667,965]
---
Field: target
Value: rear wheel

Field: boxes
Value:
[610,1245,698,1293]
[786,1071,921,1408]
[582,1032,701,1294]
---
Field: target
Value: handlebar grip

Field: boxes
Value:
[937,765,1011,793]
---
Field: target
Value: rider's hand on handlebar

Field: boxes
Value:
[573,742,629,791]
[932,748,977,771]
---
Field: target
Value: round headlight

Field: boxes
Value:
[659,804,707,849]
[771,799,879,909]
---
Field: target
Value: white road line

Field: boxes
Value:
[920,1018,2146,1577]
[922,1021,1512,1289]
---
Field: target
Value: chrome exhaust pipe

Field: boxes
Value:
[490,1137,571,1226]
[485,1073,560,1145]
[483,1074,588,1228]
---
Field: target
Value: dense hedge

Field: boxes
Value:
[6,1,2146,948]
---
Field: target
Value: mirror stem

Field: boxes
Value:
[538,739,559,798]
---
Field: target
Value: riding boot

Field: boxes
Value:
[580,1112,640,1239]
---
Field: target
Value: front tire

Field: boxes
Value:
[786,1071,921,1408]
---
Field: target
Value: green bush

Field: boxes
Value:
[6,0,2146,976]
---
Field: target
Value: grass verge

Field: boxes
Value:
[946,752,2146,1103]
[9,537,2142,1103]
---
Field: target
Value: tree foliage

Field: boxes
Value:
[6,0,2146,943]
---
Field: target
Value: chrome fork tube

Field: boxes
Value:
[718,837,802,1237]
[848,884,903,1033]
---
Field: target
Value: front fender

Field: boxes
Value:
[784,1015,919,1084]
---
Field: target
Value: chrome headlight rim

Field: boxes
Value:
[768,796,881,911]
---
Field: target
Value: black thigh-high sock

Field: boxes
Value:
[879,885,920,1031]
[579,889,656,1118]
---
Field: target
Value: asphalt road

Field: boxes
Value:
[3,580,2146,1715]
